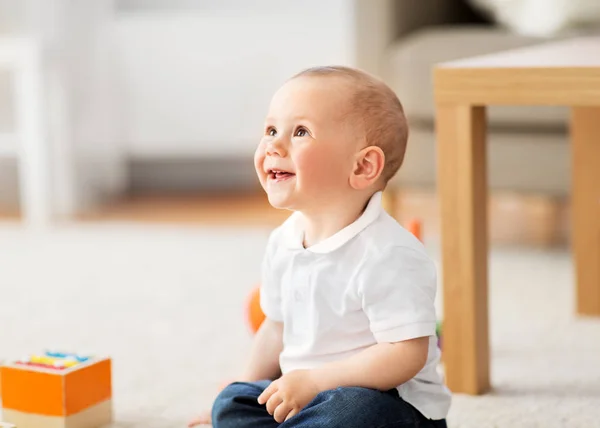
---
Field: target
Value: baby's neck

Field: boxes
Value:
[301,195,371,248]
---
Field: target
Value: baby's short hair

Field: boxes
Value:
[293,65,408,184]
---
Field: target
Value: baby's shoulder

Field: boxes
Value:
[358,212,428,257]
[352,216,436,286]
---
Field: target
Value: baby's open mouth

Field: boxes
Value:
[268,169,295,181]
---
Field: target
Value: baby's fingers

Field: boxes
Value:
[274,402,294,424]
[284,407,300,421]
[258,382,278,405]
[266,392,284,415]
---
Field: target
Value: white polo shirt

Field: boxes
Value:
[259,191,451,420]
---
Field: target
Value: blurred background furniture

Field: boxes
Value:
[381,0,594,196]
[371,0,598,246]
[467,0,600,37]
[0,37,48,227]
[0,0,125,222]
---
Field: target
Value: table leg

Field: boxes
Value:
[572,107,600,316]
[436,104,490,394]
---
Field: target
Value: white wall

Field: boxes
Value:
[115,0,356,158]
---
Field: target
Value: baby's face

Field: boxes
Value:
[255,76,358,212]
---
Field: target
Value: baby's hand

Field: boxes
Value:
[187,410,211,427]
[257,370,321,423]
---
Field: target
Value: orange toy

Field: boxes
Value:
[406,218,422,242]
[0,353,112,428]
[245,285,266,334]
[245,219,423,334]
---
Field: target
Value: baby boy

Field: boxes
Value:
[190,65,451,427]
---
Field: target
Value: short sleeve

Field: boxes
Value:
[358,246,438,343]
[259,230,283,322]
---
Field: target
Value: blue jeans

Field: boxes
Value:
[212,380,447,428]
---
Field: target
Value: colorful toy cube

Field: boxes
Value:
[0,352,112,428]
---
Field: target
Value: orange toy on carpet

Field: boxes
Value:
[245,285,266,334]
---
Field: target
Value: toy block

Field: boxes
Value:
[1,352,112,428]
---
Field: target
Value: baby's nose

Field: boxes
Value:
[266,138,287,157]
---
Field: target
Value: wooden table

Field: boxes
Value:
[434,36,600,395]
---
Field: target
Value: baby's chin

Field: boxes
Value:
[266,193,296,211]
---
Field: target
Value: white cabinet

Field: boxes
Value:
[0,37,49,226]
[0,0,126,221]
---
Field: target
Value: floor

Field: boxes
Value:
[3,188,570,246]
[1,196,600,427]
[77,192,290,227]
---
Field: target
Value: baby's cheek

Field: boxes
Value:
[254,149,267,185]
[296,147,344,186]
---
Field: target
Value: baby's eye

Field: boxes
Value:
[266,127,277,137]
[295,127,309,137]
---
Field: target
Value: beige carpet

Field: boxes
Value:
[0,223,599,428]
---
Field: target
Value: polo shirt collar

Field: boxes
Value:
[284,191,383,254]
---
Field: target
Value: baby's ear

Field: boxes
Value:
[349,146,385,190]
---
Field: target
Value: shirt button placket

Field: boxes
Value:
[293,255,311,303]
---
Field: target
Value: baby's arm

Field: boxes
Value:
[310,337,428,391]
[256,337,429,423]
[316,245,438,391]
[240,317,283,381]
